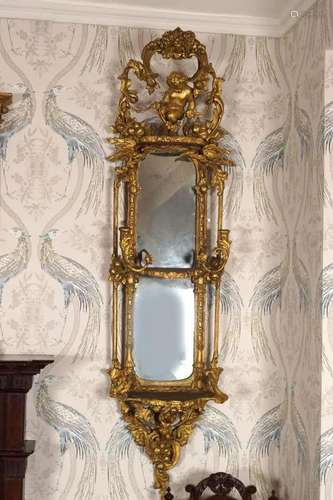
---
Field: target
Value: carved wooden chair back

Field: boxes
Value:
[185,472,257,500]
[164,472,279,500]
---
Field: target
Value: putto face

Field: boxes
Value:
[167,71,188,89]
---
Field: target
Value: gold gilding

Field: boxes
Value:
[107,27,234,497]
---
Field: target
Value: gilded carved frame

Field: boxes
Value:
[107,28,234,497]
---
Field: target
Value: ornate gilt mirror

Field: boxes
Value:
[107,27,234,497]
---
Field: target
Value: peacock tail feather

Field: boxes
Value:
[106,420,133,500]
[78,156,105,216]
[317,100,333,206]
[319,427,333,482]
[318,101,333,153]
[219,271,243,361]
[220,128,245,218]
[252,100,291,222]
[36,377,99,500]
[255,38,279,86]
[252,127,286,222]
[118,27,137,71]
[75,300,101,361]
[197,405,241,477]
[317,264,333,377]
[292,248,311,310]
[250,264,282,362]
[248,398,288,497]
[320,263,333,317]
[224,35,246,82]
[45,90,105,216]
[82,25,109,74]
[295,96,313,161]
[290,393,310,467]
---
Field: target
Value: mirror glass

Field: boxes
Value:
[133,278,194,381]
[137,154,195,268]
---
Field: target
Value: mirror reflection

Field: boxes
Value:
[137,154,195,268]
[133,278,194,381]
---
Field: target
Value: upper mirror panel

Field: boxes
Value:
[137,153,195,268]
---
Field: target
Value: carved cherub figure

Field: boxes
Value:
[155,71,196,132]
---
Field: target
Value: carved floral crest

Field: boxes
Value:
[111,27,231,148]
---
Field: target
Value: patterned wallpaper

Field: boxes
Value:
[0,0,332,499]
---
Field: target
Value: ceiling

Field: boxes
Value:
[0,0,317,37]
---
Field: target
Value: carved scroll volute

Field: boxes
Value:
[112,27,231,143]
[140,28,224,140]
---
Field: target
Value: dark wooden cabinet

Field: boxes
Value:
[0,356,54,500]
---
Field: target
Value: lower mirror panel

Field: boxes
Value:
[133,278,194,381]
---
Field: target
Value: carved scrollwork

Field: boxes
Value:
[108,254,139,286]
[142,27,208,70]
[108,364,137,398]
[183,144,234,170]
[119,226,152,273]
[113,59,158,139]
[120,398,207,496]
[111,27,233,144]
[107,137,138,162]
[197,230,231,281]
[108,27,235,499]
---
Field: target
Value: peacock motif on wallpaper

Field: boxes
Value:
[319,100,333,153]
[219,271,243,361]
[82,25,109,75]
[105,420,148,500]
[255,38,279,86]
[248,86,314,498]
[39,229,102,359]
[319,263,333,377]
[250,87,314,361]
[248,383,310,499]
[316,91,333,498]
[319,427,333,489]
[223,35,246,82]
[44,85,105,215]
[196,405,241,477]
[252,97,291,223]
[36,375,99,500]
[220,128,245,218]
[317,100,333,205]
[249,257,286,363]
[0,227,31,339]
[0,86,34,195]
[320,263,333,317]
[0,228,30,305]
